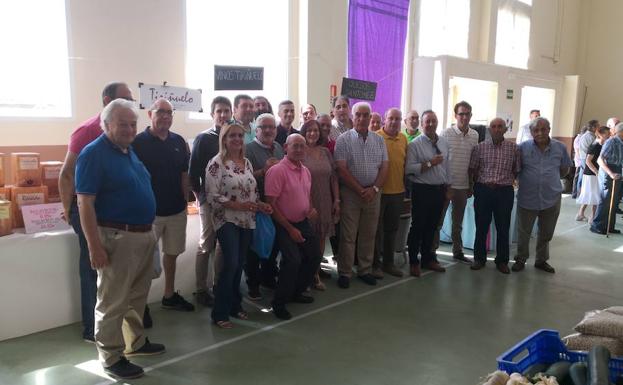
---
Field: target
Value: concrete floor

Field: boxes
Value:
[1,195,622,385]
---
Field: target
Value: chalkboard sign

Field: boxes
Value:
[340,77,377,101]
[214,65,264,91]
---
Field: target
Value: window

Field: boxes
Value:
[418,0,470,58]
[186,0,289,120]
[447,76,498,128]
[495,0,531,69]
[0,0,71,117]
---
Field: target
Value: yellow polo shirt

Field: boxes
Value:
[377,129,407,194]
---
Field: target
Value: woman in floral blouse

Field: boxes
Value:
[205,123,272,328]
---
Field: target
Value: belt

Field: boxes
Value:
[98,221,152,233]
[479,183,512,189]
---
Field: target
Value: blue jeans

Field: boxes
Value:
[212,222,252,322]
[592,171,621,232]
[69,200,98,339]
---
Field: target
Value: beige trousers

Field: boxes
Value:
[95,226,156,367]
[434,188,469,255]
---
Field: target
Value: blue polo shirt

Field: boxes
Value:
[517,139,573,210]
[133,127,190,216]
[75,134,156,225]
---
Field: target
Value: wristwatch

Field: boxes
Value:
[373,185,380,193]
[426,161,432,168]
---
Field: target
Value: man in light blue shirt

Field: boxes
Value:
[405,110,450,277]
[513,117,572,274]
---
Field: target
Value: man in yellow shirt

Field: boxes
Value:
[373,108,407,277]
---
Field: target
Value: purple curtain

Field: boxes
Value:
[348,0,410,115]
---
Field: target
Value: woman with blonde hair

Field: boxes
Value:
[205,123,272,328]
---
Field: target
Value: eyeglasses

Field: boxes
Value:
[457,112,472,117]
[153,109,174,117]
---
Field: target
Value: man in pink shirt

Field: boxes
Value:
[265,134,322,320]
[58,82,134,342]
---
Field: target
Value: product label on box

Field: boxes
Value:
[0,205,9,219]
[44,168,61,179]
[16,193,45,206]
[19,157,39,170]
[21,203,69,234]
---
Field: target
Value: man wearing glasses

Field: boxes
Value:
[58,81,134,343]
[133,98,193,312]
[436,101,479,263]
[244,113,284,300]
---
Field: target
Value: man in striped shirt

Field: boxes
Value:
[436,101,479,263]
[469,118,520,274]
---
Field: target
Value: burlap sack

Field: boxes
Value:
[574,310,623,340]
[563,332,623,356]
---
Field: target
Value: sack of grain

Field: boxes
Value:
[574,310,623,340]
[563,332,623,356]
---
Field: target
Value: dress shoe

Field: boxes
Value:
[496,263,510,274]
[616,208,623,214]
[382,265,404,277]
[609,229,621,234]
[590,227,606,235]
[409,264,421,277]
[453,253,471,264]
[423,262,446,273]
[371,267,384,279]
[535,261,555,274]
[470,261,486,270]
[272,305,292,320]
[292,294,314,304]
[511,261,525,272]
[337,275,350,289]
[357,274,377,286]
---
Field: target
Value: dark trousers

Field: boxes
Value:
[212,222,252,322]
[373,193,404,268]
[592,171,622,232]
[273,219,322,307]
[407,183,445,267]
[571,165,582,198]
[245,239,279,290]
[473,183,514,264]
[70,200,97,339]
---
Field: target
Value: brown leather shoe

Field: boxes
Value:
[382,265,404,277]
[371,268,384,279]
[424,261,446,273]
[496,263,510,274]
[409,264,421,277]
[511,261,525,272]
[470,261,486,270]
[535,261,555,274]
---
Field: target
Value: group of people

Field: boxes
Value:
[58,82,573,380]
[571,117,623,235]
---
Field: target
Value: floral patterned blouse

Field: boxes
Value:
[205,155,258,230]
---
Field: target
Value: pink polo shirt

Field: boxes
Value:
[264,157,311,223]
[68,114,103,155]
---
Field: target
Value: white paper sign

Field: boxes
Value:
[138,83,203,112]
[21,203,70,234]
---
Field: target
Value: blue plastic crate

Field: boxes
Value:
[497,329,623,381]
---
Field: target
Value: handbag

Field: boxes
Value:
[251,212,275,260]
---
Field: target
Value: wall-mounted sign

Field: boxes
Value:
[139,83,203,112]
[506,89,514,100]
[214,65,264,90]
[22,203,70,234]
[340,77,377,101]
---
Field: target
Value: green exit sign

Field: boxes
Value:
[506,89,514,99]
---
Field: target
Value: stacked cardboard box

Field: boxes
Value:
[0,152,5,187]
[0,200,12,236]
[41,161,63,203]
[10,186,48,228]
[11,153,41,187]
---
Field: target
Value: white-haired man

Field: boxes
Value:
[334,102,389,288]
[76,99,165,379]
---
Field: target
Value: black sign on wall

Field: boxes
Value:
[340,77,377,101]
[214,65,264,90]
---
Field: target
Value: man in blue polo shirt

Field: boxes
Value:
[133,98,193,312]
[76,99,165,380]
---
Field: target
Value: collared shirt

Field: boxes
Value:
[469,139,520,186]
[329,119,350,141]
[516,123,533,144]
[573,134,582,167]
[68,114,102,155]
[599,135,623,175]
[75,134,156,225]
[405,134,450,185]
[275,124,298,146]
[517,139,573,210]
[133,127,190,216]
[377,129,407,194]
[265,157,312,223]
[334,129,388,187]
[188,125,220,204]
[205,156,258,230]
[402,128,420,143]
[578,130,596,161]
[245,138,285,198]
[441,126,479,189]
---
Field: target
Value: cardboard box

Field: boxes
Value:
[10,153,41,187]
[41,161,63,202]
[0,153,5,187]
[10,185,48,228]
[0,186,10,201]
[0,200,12,236]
